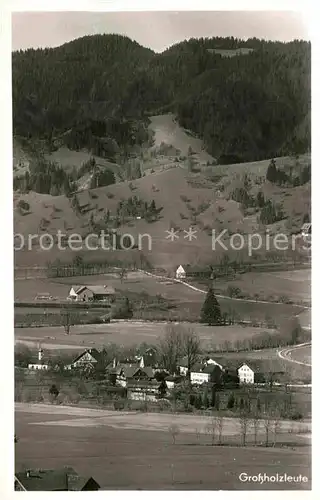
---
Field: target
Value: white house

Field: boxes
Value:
[68,287,78,300]
[190,363,223,385]
[175,265,186,280]
[238,363,255,384]
[65,348,103,370]
[28,346,49,371]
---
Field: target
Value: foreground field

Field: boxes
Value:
[15,404,311,490]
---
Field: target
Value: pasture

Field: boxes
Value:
[14,270,307,325]
[14,322,277,350]
[15,404,311,490]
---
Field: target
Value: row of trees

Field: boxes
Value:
[266,158,311,186]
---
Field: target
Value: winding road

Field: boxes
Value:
[278,343,312,367]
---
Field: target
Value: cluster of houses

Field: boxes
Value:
[27,345,269,401]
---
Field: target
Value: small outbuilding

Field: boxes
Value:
[175,265,186,279]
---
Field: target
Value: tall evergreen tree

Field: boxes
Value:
[266,159,278,183]
[200,287,222,325]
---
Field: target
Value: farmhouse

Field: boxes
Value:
[190,363,223,385]
[106,357,154,387]
[69,285,116,302]
[126,380,164,401]
[238,362,256,384]
[28,347,49,371]
[165,375,183,389]
[15,467,100,491]
[177,357,189,376]
[175,265,186,279]
[65,348,106,370]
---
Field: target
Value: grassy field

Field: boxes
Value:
[15,322,278,350]
[14,134,311,270]
[148,113,214,163]
[211,268,311,304]
[14,270,308,326]
[15,404,311,490]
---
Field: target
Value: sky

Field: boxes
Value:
[11,11,309,53]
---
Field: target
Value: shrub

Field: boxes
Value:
[17,199,30,212]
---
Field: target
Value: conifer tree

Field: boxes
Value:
[200,287,222,325]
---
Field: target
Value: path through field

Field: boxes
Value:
[278,343,312,367]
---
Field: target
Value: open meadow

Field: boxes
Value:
[15,322,278,350]
[14,269,309,325]
[15,403,311,490]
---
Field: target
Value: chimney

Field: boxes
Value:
[38,348,43,361]
[26,471,30,478]
[139,356,144,368]
[113,357,116,368]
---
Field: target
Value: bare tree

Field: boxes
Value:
[251,411,261,446]
[62,309,74,335]
[239,410,250,447]
[195,427,202,443]
[159,325,183,374]
[118,268,128,284]
[182,327,202,380]
[168,424,180,445]
[205,417,217,445]
[217,415,224,445]
[271,407,282,447]
[263,413,272,447]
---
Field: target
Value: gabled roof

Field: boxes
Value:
[176,265,186,273]
[238,361,263,373]
[15,467,100,491]
[71,348,103,365]
[107,363,154,379]
[76,285,116,296]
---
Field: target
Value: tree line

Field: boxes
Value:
[13,34,310,163]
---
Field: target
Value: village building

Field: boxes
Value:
[126,379,164,402]
[28,346,49,371]
[190,363,223,385]
[237,362,266,384]
[65,348,106,371]
[165,375,182,389]
[15,467,100,491]
[68,285,116,302]
[106,356,155,388]
[175,265,186,279]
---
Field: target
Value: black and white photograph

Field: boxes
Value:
[7,6,313,492]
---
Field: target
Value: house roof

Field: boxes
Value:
[176,265,186,273]
[190,363,222,374]
[15,468,100,491]
[165,375,182,382]
[76,285,116,296]
[107,363,154,379]
[71,348,103,365]
[178,356,188,367]
[238,361,263,373]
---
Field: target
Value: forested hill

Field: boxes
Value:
[12,34,311,162]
